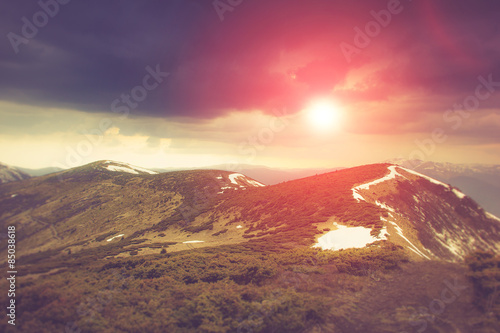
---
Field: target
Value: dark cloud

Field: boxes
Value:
[1,0,500,120]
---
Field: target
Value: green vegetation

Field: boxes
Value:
[212,228,229,237]
[2,163,497,332]
[0,242,409,333]
[466,251,500,329]
[216,164,391,245]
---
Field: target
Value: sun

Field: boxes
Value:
[306,99,341,131]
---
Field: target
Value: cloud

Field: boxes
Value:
[104,126,120,136]
[1,0,500,162]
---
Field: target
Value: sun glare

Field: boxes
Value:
[306,99,341,131]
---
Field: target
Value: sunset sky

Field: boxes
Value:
[1,0,500,170]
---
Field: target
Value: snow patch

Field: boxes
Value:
[218,183,245,194]
[486,212,500,222]
[106,234,124,242]
[106,165,139,174]
[229,173,245,185]
[228,173,265,187]
[355,165,403,190]
[183,240,205,244]
[352,165,403,202]
[452,189,466,199]
[375,201,395,213]
[246,179,266,187]
[432,227,465,257]
[236,225,243,229]
[384,218,431,260]
[10,194,17,198]
[399,167,449,188]
[104,161,157,175]
[352,190,365,202]
[313,224,385,251]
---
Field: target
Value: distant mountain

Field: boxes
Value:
[1,160,498,262]
[0,161,63,181]
[387,158,500,217]
[17,166,64,177]
[0,162,31,184]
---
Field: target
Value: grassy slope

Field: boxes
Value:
[1,163,499,332]
[0,163,393,260]
[215,163,392,246]
[0,242,498,332]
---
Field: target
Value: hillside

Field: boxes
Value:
[0,160,266,259]
[0,161,499,332]
[388,159,500,217]
[17,166,64,177]
[154,164,344,186]
[0,162,31,184]
[1,161,498,263]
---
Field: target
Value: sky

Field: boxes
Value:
[1,0,500,170]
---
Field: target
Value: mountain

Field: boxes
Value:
[226,165,345,185]
[1,160,499,332]
[17,166,64,177]
[349,165,500,261]
[153,164,344,185]
[0,160,266,259]
[1,160,498,262]
[0,161,64,182]
[0,162,31,184]
[387,158,500,217]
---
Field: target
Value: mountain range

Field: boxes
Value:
[0,159,499,332]
[1,160,498,262]
[3,158,499,218]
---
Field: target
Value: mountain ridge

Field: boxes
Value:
[1,159,499,332]
[387,158,500,216]
[1,160,498,264]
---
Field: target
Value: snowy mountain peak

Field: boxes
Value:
[215,172,266,195]
[99,160,158,175]
[228,173,265,187]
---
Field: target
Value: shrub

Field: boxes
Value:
[466,251,500,313]
[212,229,229,237]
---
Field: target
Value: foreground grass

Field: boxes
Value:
[0,242,498,332]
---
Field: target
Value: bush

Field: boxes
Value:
[466,251,500,313]
[212,229,228,237]
[238,288,329,333]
